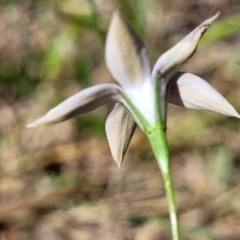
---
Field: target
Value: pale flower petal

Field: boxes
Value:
[105,11,152,89]
[167,72,240,118]
[105,103,136,168]
[152,12,220,79]
[26,83,121,128]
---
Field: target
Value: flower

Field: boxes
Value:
[26,11,239,168]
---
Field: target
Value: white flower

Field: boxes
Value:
[26,11,239,167]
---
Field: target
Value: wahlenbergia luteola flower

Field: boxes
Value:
[26,11,239,239]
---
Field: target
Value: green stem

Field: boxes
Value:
[147,127,180,240]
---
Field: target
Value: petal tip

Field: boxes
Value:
[202,12,220,27]
[25,121,38,128]
[25,116,46,128]
[113,9,120,16]
[232,111,240,119]
[113,157,123,169]
[212,12,220,21]
[111,9,122,23]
